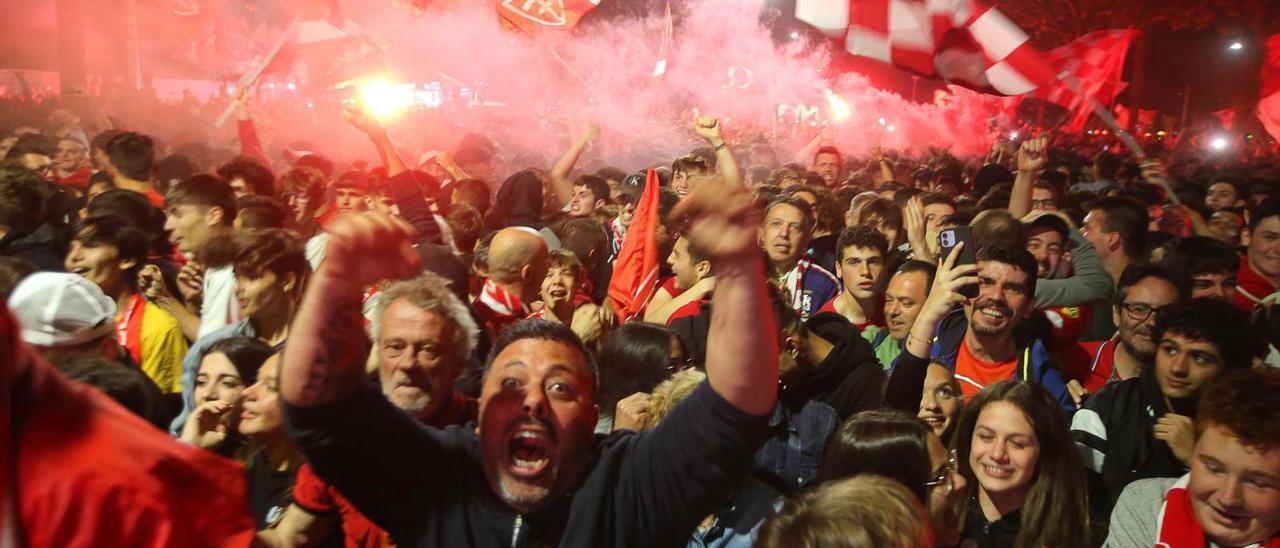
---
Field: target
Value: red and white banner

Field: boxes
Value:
[794,0,1056,95]
[1259,33,1280,143]
[1033,29,1137,108]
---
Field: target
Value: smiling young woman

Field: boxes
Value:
[951,381,1091,548]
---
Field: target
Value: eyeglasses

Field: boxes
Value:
[666,357,694,372]
[924,449,957,494]
[1120,302,1167,322]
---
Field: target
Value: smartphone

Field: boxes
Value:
[938,226,978,298]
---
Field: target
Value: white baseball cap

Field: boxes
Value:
[9,272,117,347]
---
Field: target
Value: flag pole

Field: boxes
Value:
[1061,76,1179,205]
[214,19,298,129]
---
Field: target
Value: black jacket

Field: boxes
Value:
[1070,365,1192,528]
[0,223,64,272]
[285,381,769,547]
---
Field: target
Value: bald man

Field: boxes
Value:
[473,227,550,336]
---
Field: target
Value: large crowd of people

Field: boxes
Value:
[5,86,1280,548]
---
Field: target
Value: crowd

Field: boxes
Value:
[5,86,1280,548]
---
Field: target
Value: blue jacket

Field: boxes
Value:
[929,308,1075,416]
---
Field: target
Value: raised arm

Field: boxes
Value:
[1009,137,1046,218]
[669,177,776,415]
[549,124,600,206]
[794,125,832,166]
[1032,218,1113,308]
[693,116,741,187]
[234,88,274,170]
[342,104,442,244]
[279,214,421,407]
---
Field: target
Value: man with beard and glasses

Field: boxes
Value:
[1057,264,1188,405]
[259,272,478,548]
[922,245,1074,414]
[280,176,778,547]
[1071,298,1253,534]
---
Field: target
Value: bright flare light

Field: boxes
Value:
[358,80,415,121]
[1009,131,1019,140]
[1229,41,1244,51]
[1210,136,1229,151]
[824,90,851,122]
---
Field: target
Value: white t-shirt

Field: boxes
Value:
[306,233,329,271]
[197,266,241,339]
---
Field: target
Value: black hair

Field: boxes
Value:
[574,175,612,205]
[485,319,597,389]
[817,409,934,503]
[894,259,937,290]
[4,133,54,160]
[165,174,238,226]
[217,156,277,197]
[836,225,889,261]
[1155,236,1239,279]
[71,215,150,283]
[85,189,168,253]
[975,245,1039,297]
[1155,298,1254,371]
[204,336,276,386]
[1084,195,1149,258]
[0,165,47,232]
[1249,199,1280,231]
[293,153,334,179]
[559,218,608,269]
[595,322,681,420]
[1114,262,1191,308]
[235,195,289,229]
[453,178,492,216]
[103,132,155,181]
[155,154,199,194]
[55,355,167,427]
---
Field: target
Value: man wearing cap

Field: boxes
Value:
[1025,212,1094,350]
[607,177,645,263]
[8,271,122,363]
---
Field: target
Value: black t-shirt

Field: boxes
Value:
[961,500,1021,548]
[245,451,295,530]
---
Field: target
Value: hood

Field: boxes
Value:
[492,169,544,230]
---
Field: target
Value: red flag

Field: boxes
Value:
[794,0,1056,95]
[495,0,600,36]
[607,169,660,322]
[1259,33,1280,142]
[1032,29,1137,108]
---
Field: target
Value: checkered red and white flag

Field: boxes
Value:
[1033,29,1138,108]
[795,0,1057,95]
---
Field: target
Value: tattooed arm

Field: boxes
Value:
[280,214,421,407]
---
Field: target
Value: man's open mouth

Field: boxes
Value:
[507,429,552,478]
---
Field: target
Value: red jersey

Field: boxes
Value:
[11,311,255,547]
[954,338,1018,401]
[292,392,477,548]
[817,295,885,332]
[1236,255,1277,313]
[1057,336,1119,393]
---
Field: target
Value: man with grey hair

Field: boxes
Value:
[257,271,480,548]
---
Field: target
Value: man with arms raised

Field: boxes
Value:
[281,179,778,546]
[259,272,479,547]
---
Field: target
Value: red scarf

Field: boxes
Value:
[1158,474,1280,548]
[474,279,528,334]
[115,293,146,364]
